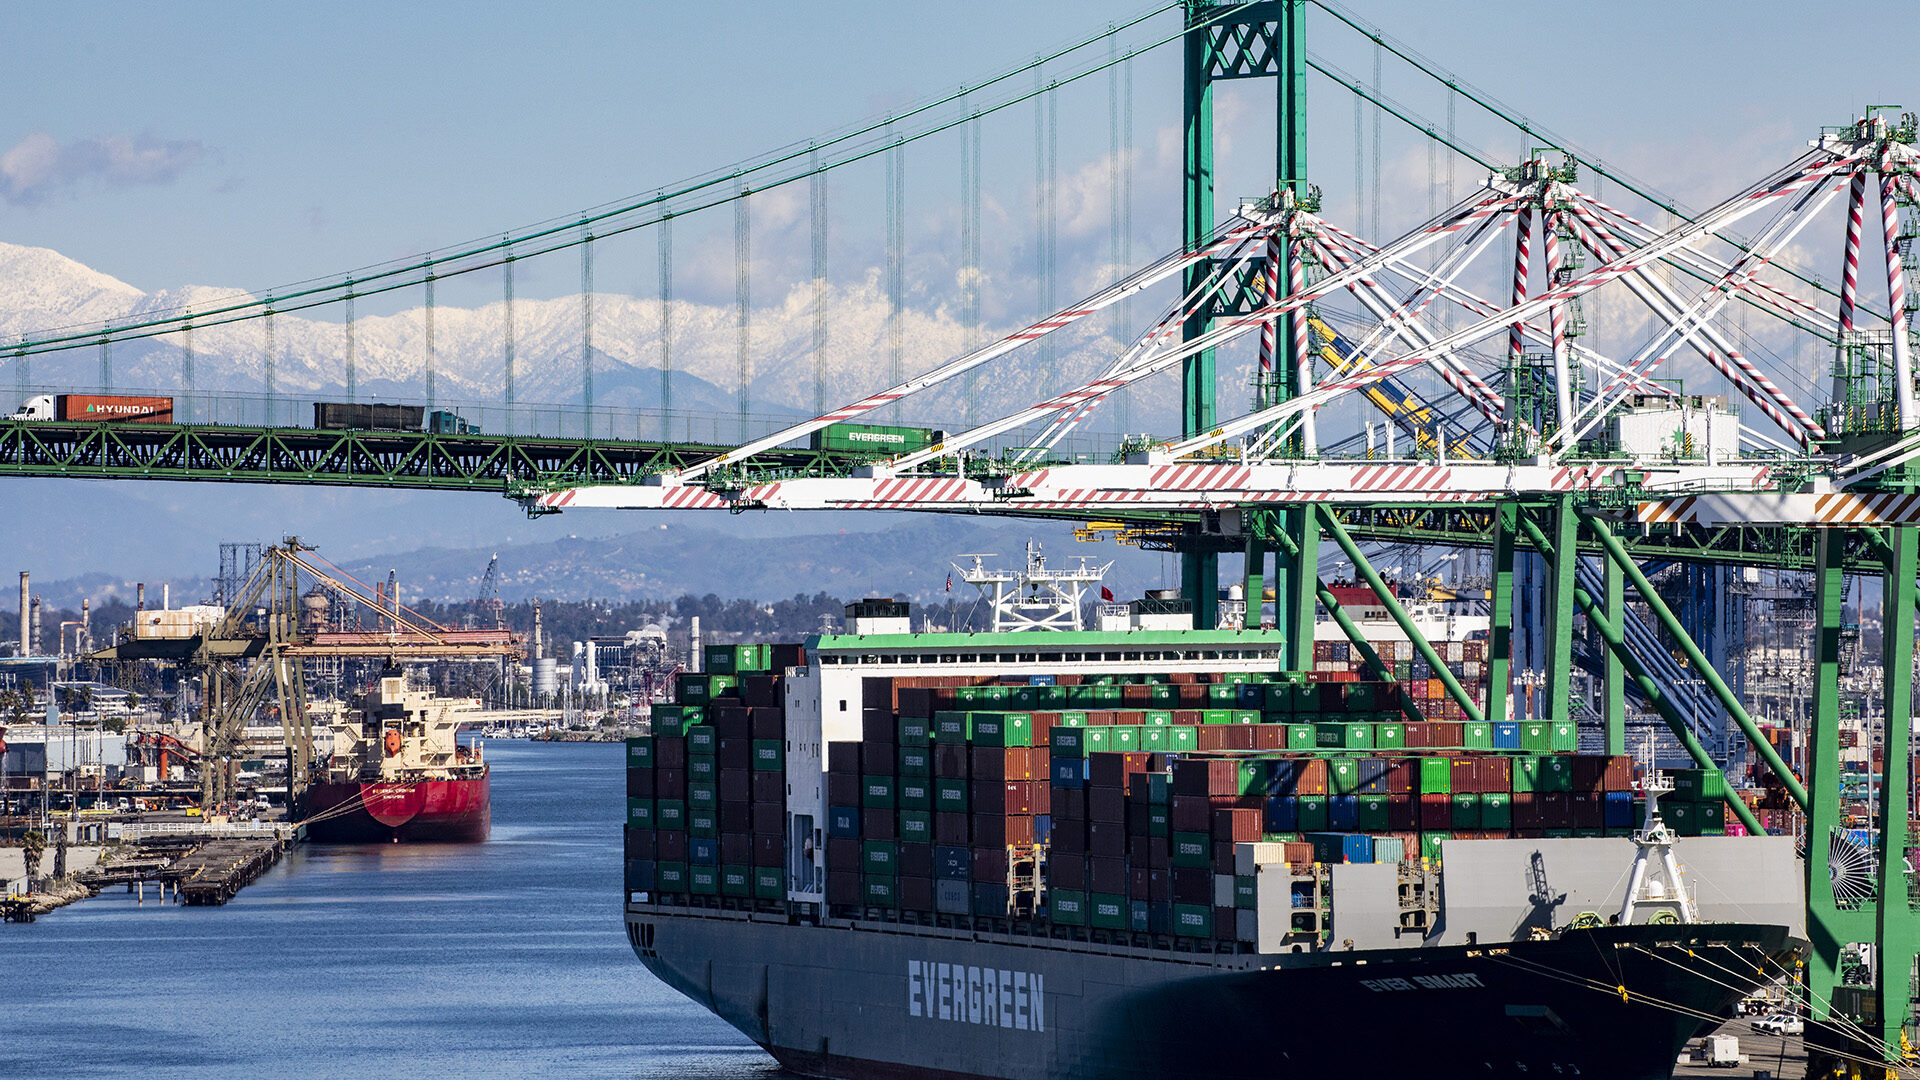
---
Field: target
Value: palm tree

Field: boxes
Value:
[20,829,44,891]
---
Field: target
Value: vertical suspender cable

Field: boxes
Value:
[263,306,275,426]
[582,222,595,436]
[659,201,673,425]
[100,334,112,393]
[1035,67,1049,399]
[1371,40,1382,240]
[1108,31,1122,435]
[423,275,437,413]
[503,245,516,436]
[810,146,828,416]
[13,346,24,398]
[1352,96,1366,235]
[1046,85,1058,399]
[886,124,904,423]
[344,285,356,403]
[1118,54,1133,434]
[960,102,980,426]
[180,324,192,421]
[736,179,752,441]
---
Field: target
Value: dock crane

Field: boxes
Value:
[1305,315,1479,460]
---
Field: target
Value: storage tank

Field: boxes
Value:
[532,657,558,697]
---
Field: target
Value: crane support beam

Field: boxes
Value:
[1508,511,1762,834]
[1264,519,1424,725]
[1318,506,1484,725]
[1582,513,1809,809]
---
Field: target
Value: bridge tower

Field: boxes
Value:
[1181,0,1310,651]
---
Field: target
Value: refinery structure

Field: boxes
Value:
[5,0,1920,1070]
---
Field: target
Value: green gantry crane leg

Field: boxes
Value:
[1603,551,1626,756]
[1265,520,1425,725]
[1873,525,1918,1062]
[1545,496,1579,724]
[1320,507,1484,725]
[1484,503,1517,729]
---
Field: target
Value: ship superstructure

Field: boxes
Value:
[304,675,490,843]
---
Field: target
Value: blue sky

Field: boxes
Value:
[1,0,1916,584]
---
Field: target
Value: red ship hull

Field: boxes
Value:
[302,769,490,843]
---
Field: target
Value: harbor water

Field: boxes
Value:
[2,740,784,1080]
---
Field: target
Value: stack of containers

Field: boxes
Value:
[627,646,794,906]
[824,678,1054,917]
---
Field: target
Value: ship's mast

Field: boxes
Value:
[1619,733,1697,925]
[953,541,1113,632]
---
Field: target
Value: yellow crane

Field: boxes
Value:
[1305,315,1477,459]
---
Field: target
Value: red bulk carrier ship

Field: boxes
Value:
[304,674,490,843]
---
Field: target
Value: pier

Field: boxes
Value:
[77,827,291,907]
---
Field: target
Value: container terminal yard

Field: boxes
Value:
[7,1,1920,1077]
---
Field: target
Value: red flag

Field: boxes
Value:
[1100,586,1114,601]
[945,574,952,593]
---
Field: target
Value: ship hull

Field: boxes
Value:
[303,771,490,843]
[625,905,1799,1080]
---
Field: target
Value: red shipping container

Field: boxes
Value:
[625,829,657,861]
[1570,793,1604,829]
[752,770,784,803]
[752,800,785,837]
[1295,758,1330,796]
[826,743,860,775]
[1570,755,1606,794]
[1603,755,1635,792]
[1029,714,1057,742]
[1089,856,1127,895]
[753,834,783,867]
[1537,793,1571,827]
[1173,709,1204,725]
[1050,854,1087,890]
[656,830,689,862]
[1086,711,1117,726]
[1417,793,1453,829]
[1090,785,1127,823]
[1051,787,1087,821]
[899,876,934,911]
[55,393,173,423]
[826,870,860,905]
[935,744,970,779]
[720,833,752,865]
[1089,752,1154,790]
[1052,823,1087,856]
[1113,710,1146,725]
[656,769,689,800]
[657,737,689,770]
[826,774,859,806]
[896,687,935,718]
[1120,684,1150,705]
[934,811,970,845]
[1387,794,1416,830]
[1449,758,1478,794]
[719,802,750,833]
[1195,726,1229,751]
[1169,672,1196,685]
[1477,756,1512,794]
[1253,724,1285,751]
[1386,759,1415,795]
[1170,795,1212,832]
[826,836,861,869]
[719,769,752,803]
[1171,866,1212,904]
[862,679,896,710]
[861,809,896,840]
[861,709,896,744]
[1212,807,1261,843]
[1129,866,1152,900]
[1282,842,1314,865]
[973,814,1035,847]
[1511,793,1541,829]
[710,705,751,738]
[1173,758,1239,797]
[973,846,1011,883]
[1088,821,1127,858]
[747,706,785,738]
[1213,906,1238,941]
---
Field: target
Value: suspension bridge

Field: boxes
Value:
[7,1,1920,1066]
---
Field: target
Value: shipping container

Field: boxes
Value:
[809,422,944,455]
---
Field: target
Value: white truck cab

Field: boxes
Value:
[8,395,54,421]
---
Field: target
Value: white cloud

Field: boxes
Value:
[0,131,206,205]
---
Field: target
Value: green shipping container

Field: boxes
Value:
[1050,728,1088,757]
[655,800,686,830]
[974,711,1034,747]
[1237,760,1270,796]
[721,864,753,897]
[688,783,717,811]
[1143,710,1174,727]
[1089,893,1129,930]
[1172,832,1212,868]
[932,711,972,743]
[1329,758,1360,795]
[1374,723,1405,750]
[751,739,784,771]
[1357,796,1391,831]
[862,841,898,877]
[687,726,717,755]
[1147,804,1171,836]
[1450,793,1480,830]
[1296,795,1330,832]
[811,421,940,456]
[1172,904,1213,939]
[1231,710,1261,726]
[1233,876,1258,909]
[1419,757,1452,794]
[1085,728,1113,753]
[898,716,932,747]
[688,756,718,782]
[1551,722,1578,753]
[1481,791,1513,829]
[1419,832,1447,861]
[1286,724,1316,751]
[690,866,720,895]
[899,811,932,843]
[861,776,896,810]
[626,736,655,767]
[863,877,899,907]
[1051,890,1089,925]
[626,798,655,829]
[688,809,719,837]
[655,861,689,893]
[1056,711,1089,728]
[1168,726,1199,753]
[897,778,932,811]
[1520,722,1554,753]
[1462,722,1493,750]
[898,745,932,776]
[754,866,785,899]
[1110,726,1141,753]
[708,674,739,699]
[934,778,968,814]
[1140,726,1169,752]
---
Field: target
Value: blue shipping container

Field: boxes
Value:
[1355,757,1393,795]
[934,845,971,880]
[827,805,861,838]
[1603,791,1634,828]
[1342,833,1374,864]
[1329,794,1360,831]
[1493,722,1522,750]
[1265,795,1299,833]
[689,837,719,865]
[1051,758,1087,788]
[1034,814,1053,844]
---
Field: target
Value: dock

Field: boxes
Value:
[77,829,290,907]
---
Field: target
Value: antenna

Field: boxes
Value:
[952,540,1113,632]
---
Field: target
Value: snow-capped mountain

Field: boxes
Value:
[0,240,1206,432]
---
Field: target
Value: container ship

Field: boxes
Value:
[621,584,1804,1080]
[304,674,490,843]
